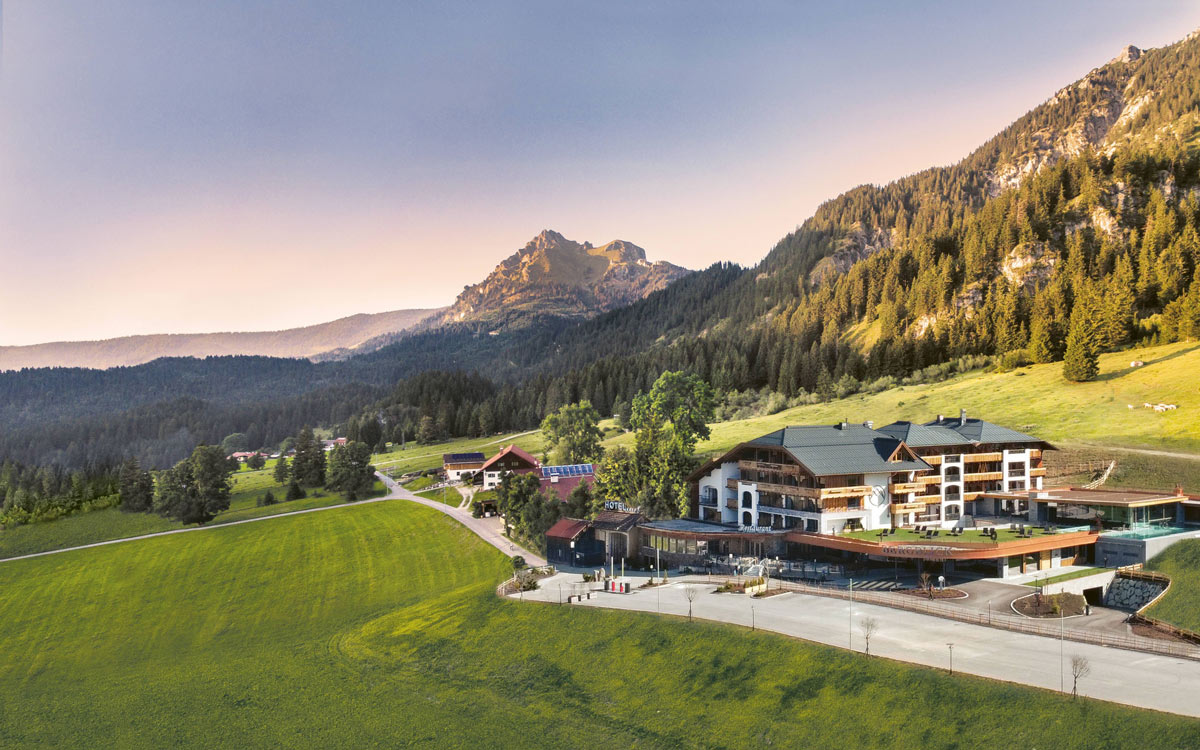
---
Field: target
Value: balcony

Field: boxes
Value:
[819,485,873,500]
[1029,467,1046,477]
[889,481,923,494]
[916,474,942,485]
[727,477,820,498]
[891,502,926,513]
[738,460,800,476]
[913,494,942,504]
[963,452,1003,463]
[923,455,942,465]
[699,494,718,507]
[964,471,1004,482]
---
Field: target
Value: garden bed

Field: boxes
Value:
[1013,592,1086,618]
[899,587,967,600]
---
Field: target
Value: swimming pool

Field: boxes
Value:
[1103,526,1199,540]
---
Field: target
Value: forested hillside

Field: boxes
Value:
[4,30,1200,473]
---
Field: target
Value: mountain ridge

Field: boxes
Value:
[0,308,444,371]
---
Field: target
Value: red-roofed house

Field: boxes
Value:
[545,517,604,566]
[481,445,540,489]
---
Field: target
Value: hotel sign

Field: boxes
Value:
[738,525,774,534]
[603,501,641,513]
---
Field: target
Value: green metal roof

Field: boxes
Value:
[924,416,1044,445]
[748,424,930,477]
[876,421,973,448]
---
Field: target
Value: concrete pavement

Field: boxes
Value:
[377,472,546,566]
[516,573,1200,718]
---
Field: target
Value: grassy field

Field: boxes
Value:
[680,341,1200,457]
[416,486,461,506]
[0,500,1198,748]
[0,467,383,559]
[373,430,544,476]
[1145,539,1200,632]
[595,341,1200,490]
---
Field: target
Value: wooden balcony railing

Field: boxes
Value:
[963,452,1003,463]
[889,482,924,494]
[964,471,1004,482]
[738,460,800,476]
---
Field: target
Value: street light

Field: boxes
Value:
[1060,604,1065,693]
[751,604,756,631]
[848,578,854,650]
[947,643,954,675]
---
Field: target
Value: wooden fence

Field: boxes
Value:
[707,574,1200,661]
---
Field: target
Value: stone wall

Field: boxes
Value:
[1103,575,1167,612]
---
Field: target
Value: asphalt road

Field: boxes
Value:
[378,473,546,566]
[521,573,1200,718]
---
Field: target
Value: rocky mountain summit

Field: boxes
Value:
[438,230,689,327]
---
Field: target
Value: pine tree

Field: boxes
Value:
[273,455,290,483]
[1101,254,1136,347]
[1062,285,1100,382]
[291,426,326,488]
[1029,315,1057,363]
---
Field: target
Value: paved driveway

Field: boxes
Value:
[518,573,1200,718]
[377,472,545,566]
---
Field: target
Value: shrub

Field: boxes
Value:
[511,555,526,571]
[256,490,277,507]
[286,480,306,502]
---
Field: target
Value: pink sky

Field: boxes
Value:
[3,2,1199,346]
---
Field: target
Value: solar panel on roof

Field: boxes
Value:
[540,464,594,478]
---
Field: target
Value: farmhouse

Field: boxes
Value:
[442,452,485,482]
[481,444,540,489]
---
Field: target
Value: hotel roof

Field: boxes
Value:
[875,421,973,448]
[925,415,1044,445]
[747,424,930,476]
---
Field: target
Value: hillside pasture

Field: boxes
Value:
[0,501,1198,748]
[0,467,382,560]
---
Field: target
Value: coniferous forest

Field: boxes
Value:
[3,30,1200,489]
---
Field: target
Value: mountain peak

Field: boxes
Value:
[440,231,688,327]
[1110,44,1142,65]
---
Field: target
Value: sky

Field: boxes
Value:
[2,2,1200,345]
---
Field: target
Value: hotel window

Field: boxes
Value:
[847,497,861,509]
[1007,462,1025,477]
[945,454,962,464]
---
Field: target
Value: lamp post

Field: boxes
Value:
[751,604,756,631]
[1060,604,1065,693]
[947,643,954,675]
[848,578,854,650]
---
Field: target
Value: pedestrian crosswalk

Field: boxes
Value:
[850,579,906,591]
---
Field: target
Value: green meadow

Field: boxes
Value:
[0,466,382,560]
[690,341,1200,456]
[372,429,544,475]
[586,341,1200,491]
[0,499,1197,749]
[1146,539,1200,632]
